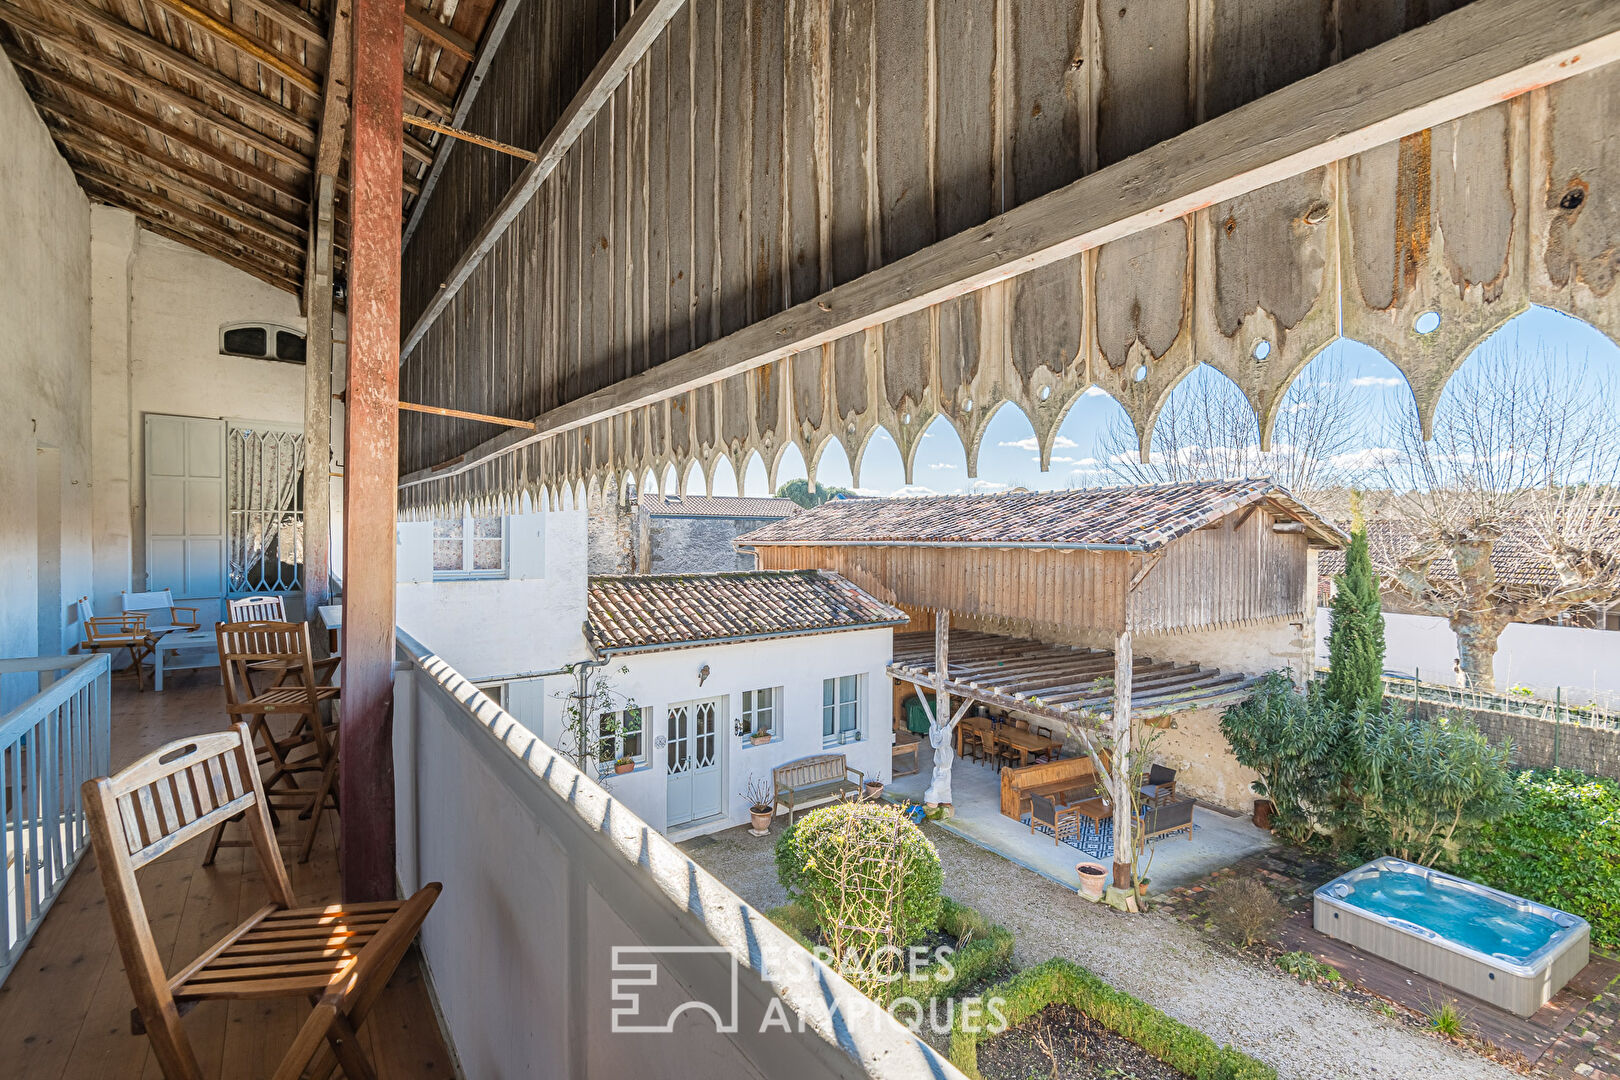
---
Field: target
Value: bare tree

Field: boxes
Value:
[1097,356,1362,496]
[1371,340,1620,689]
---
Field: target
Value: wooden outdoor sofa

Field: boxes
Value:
[772,753,864,823]
[891,731,921,776]
[1000,753,1109,820]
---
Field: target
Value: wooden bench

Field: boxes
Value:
[1000,753,1109,820]
[892,731,921,777]
[773,753,864,824]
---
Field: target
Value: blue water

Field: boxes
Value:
[1339,870,1565,963]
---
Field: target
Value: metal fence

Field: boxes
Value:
[1380,671,1620,732]
[0,653,111,986]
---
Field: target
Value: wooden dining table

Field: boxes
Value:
[956,715,1062,768]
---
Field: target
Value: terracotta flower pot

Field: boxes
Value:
[614,761,635,775]
[750,807,773,833]
[1077,863,1107,900]
[1253,799,1275,830]
[864,782,885,801]
[751,733,772,746]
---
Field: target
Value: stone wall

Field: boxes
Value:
[640,514,779,574]
[1391,690,1620,780]
[586,480,635,573]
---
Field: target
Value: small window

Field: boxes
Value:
[740,687,781,741]
[221,326,267,356]
[473,681,508,711]
[274,329,306,363]
[220,322,306,364]
[432,513,507,579]
[598,707,644,773]
[822,675,862,746]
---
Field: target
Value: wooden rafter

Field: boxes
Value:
[403,73,452,117]
[402,114,536,161]
[82,178,303,280]
[405,7,474,62]
[137,0,323,94]
[75,165,307,263]
[0,4,311,171]
[138,219,300,293]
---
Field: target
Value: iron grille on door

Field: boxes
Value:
[227,424,304,594]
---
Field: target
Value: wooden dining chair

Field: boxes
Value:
[1031,724,1058,764]
[227,594,287,621]
[83,724,442,1080]
[214,621,340,863]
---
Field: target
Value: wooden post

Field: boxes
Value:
[923,609,955,806]
[301,173,335,611]
[340,0,402,903]
[935,609,950,733]
[1110,629,1134,890]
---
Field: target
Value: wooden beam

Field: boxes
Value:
[405,7,474,61]
[47,121,306,238]
[0,6,311,171]
[402,114,536,160]
[1232,504,1260,532]
[397,401,538,429]
[139,220,300,292]
[1111,630,1134,891]
[310,0,353,177]
[401,129,435,165]
[227,0,328,50]
[403,73,453,117]
[400,0,1620,487]
[398,0,686,354]
[29,0,317,142]
[342,0,403,903]
[1273,522,1307,533]
[138,0,324,94]
[71,162,306,259]
[400,0,524,246]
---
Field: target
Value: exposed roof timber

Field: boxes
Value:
[398,0,1620,487]
[75,164,307,262]
[138,0,323,94]
[81,177,305,279]
[400,0,526,247]
[404,72,453,117]
[25,0,316,143]
[399,0,688,355]
[4,48,310,200]
[405,7,474,62]
[226,0,327,50]
[310,0,352,177]
[0,5,312,171]
[138,218,300,293]
[402,114,536,161]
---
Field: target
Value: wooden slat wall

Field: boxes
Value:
[752,543,1131,640]
[396,0,1620,518]
[1129,512,1312,634]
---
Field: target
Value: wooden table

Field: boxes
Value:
[1069,796,1114,831]
[957,716,1061,767]
[317,604,342,653]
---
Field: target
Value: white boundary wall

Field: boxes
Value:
[393,630,962,1080]
[1315,608,1620,709]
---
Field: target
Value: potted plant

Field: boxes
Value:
[1135,877,1152,898]
[863,772,886,802]
[1076,862,1107,900]
[740,775,774,834]
[1252,798,1275,830]
[613,756,635,775]
[751,726,772,746]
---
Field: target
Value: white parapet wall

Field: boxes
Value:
[1315,608,1620,709]
[393,629,963,1080]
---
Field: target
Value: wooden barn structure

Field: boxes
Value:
[741,479,1347,885]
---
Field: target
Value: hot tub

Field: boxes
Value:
[1313,857,1589,1017]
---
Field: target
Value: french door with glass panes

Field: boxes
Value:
[666,698,723,826]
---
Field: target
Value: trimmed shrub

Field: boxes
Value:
[948,958,1275,1080]
[774,801,944,951]
[931,898,1016,1001]
[1451,769,1620,948]
[764,900,818,950]
[1206,877,1284,947]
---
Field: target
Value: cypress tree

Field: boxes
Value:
[1325,522,1386,713]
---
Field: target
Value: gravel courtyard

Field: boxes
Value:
[680,822,1516,1080]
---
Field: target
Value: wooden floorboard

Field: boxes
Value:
[0,671,458,1080]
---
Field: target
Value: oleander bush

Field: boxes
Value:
[948,958,1276,1080]
[1451,769,1620,948]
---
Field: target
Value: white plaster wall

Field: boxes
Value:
[395,507,592,680]
[1315,608,1620,709]
[538,628,896,836]
[0,51,92,703]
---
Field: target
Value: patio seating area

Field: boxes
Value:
[888,737,1274,894]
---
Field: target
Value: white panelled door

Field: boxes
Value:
[666,698,723,827]
[145,415,226,613]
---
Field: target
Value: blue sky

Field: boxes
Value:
[699,306,1620,498]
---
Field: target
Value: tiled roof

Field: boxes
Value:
[737,479,1346,552]
[639,494,802,519]
[1321,519,1566,589]
[585,569,907,654]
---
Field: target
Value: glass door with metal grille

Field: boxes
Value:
[665,699,723,827]
[226,422,305,596]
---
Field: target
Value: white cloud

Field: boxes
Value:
[851,487,881,497]
[1351,376,1403,388]
[1083,386,1109,398]
[927,461,959,471]
[891,484,936,497]
[971,479,1010,493]
[1330,447,1404,471]
[1050,455,1076,464]
[996,435,1078,451]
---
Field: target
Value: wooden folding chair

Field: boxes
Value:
[78,596,156,690]
[214,621,340,863]
[83,724,441,1080]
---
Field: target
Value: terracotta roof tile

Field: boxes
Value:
[586,569,907,654]
[638,494,802,518]
[737,479,1346,551]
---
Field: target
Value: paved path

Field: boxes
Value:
[682,822,1517,1080]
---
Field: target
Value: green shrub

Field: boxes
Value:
[948,959,1275,1080]
[1324,527,1385,714]
[764,900,818,949]
[1360,711,1518,866]
[1452,769,1620,948]
[774,801,943,952]
[930,898,1015,1001]
[1274,951,1341,984]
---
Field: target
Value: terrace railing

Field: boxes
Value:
[0,652,111,986]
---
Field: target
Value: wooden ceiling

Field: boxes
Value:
[0,0,504,294]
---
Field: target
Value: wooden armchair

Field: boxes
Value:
[1029,793,1073,846]
[78,596,156,690]
[83,724,441,1080]
[1140,763,1178,807]
[122,588,203,634]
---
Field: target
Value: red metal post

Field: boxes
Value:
[341,0,403,902]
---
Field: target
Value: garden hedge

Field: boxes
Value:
[1452,769,1620,948]
[948,958,1276,1080]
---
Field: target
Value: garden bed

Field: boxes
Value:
[948,959,1276,1080]
[976,1003,1191,1080]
